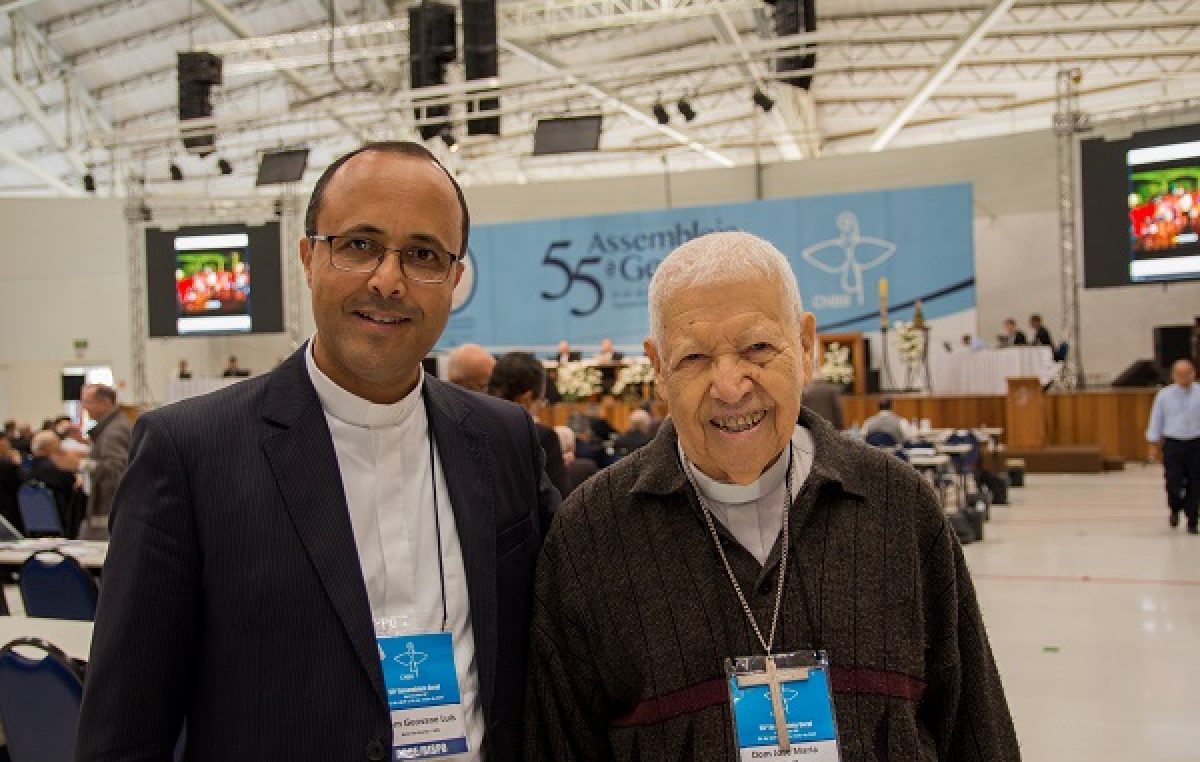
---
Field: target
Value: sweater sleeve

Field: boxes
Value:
[523,508,614,761]
[917,486,1021,760]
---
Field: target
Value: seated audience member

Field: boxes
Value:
[446,343,496,393]
[554,425,598,498]
[863,398,913,446]
[178,359,193,380]
[1030,314,1054,347]
[488,352,570,501]
[801,372,845,430]
[28,430,85,535]
[222,355,249,377]
[9,422,32,456]
[962,333,985,350]
[999,318,1027,347]
[614,409,655,457]
[59,423,91,456]
[568,412,611,469]
[0,433,25,533]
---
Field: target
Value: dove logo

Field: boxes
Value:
[801,212,897,307]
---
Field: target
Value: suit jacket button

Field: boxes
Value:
[366,739,387,760]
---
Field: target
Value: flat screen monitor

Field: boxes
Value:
[1082,122,1200,287]
[255,148,310,186]
[533,116,602,156]
[146,222,285,337]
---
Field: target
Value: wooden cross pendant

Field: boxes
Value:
[736,656,812,752]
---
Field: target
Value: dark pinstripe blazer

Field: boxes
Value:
[77,346,557,761]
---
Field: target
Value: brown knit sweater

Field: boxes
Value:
[524,410,1019,761]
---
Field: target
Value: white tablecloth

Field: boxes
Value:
[930,347,1059,395]
[167,377,245,404]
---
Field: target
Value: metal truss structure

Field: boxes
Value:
[1,0,1199,196]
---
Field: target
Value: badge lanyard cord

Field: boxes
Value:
[685,444,793,656]
[381,425,449,633]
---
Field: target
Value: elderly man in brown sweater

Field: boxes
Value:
[525,231,1018,761]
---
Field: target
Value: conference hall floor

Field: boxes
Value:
[967,465,1200,761]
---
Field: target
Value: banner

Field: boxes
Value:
[440,183,974,349]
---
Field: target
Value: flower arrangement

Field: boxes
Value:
[611,358,656,399]
[819,342,855,387]
[894,319,926,366]
[555,361,604,402]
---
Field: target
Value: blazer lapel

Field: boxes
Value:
[423,378,499,719]
[260,348,385,704]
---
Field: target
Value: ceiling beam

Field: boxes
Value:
[499,39,734,167]
[870,0,1017,152]
[0,49,89,174]
[197,0,372,145]
[0,141,80,195]
[0,0,44,13]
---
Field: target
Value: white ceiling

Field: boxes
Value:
[1,0,1198,198]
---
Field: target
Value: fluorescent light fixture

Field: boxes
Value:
[177,315,252,334]
[1131,255,1200,279]
[174,233,249,251]
[1127,140,1200,166]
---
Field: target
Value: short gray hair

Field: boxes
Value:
[31,430,60,456]
[648,231,805,348]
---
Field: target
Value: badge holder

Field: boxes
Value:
[376,616,469,760]
[726,650,841,761]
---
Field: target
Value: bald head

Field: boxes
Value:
[446,344,496,393]
[1172,357,1196,387]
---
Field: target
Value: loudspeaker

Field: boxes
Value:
[1154,325,1193,369]
[177,52,223,154]
[409,1,457,140]
[773,0,817,89]
[1112,359,1163,387]
[463,0,499,136]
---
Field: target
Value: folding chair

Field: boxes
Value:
[17,482,64,538]
[0,638,84,762]
[18,551,98,621]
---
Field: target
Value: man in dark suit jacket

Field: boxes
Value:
[1000,318,1027,347]
[78,142,557,761]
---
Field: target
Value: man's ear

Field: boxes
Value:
[299,237,315,288]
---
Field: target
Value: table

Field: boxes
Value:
[0,617,93,660]
[167,377,245,404]
[0,540,108,574]
[930,347,1059,395]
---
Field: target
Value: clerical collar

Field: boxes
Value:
[305,336,424,429]
[681,432,795,505]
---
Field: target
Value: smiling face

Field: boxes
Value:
[300,151,463,403]
[645,275,815,484]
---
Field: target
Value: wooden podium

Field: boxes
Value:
[817,332,867,396]
[1005,377,1046,450]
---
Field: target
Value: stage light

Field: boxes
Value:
[82,173,96,193]
[169,162,184,181]
[217,158,233,175]
[677,97,696,122]
[753,89,775,113]
[440,127,459,153]
[652,102,670,125]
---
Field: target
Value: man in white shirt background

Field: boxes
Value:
[1147,357,1200,533]
[78,142,558,761]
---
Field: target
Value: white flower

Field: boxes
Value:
[894,319,926,366]
[611,358,656,397]
[819,342,855,386]
[555,361,604,402]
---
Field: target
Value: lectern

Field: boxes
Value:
[1005,377,1045,450]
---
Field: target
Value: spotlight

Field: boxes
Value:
[677,97,696,122]
[752,89,775,113]
[82,173,96,193]
[439,127,458,153]
[217,158,233,175]
[169,162,184,181]
[652,102,670,125]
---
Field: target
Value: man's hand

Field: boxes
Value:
[1147,441,1161,462]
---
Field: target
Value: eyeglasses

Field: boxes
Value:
[309,234,462,284]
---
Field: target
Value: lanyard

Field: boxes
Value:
[684,444,793,656]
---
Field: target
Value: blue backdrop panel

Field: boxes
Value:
[439,183,973,349]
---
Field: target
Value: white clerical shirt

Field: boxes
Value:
[682,426,816,566]
[306,339,484,760]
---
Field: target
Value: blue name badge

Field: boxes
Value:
[726,651,841,761]
[378,632,469,760]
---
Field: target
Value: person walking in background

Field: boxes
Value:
[1147,357,1200,533]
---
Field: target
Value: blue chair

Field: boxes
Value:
[1054,341,1069,363]
[19,551,98,621]
[0,638,84,762]
[17,482,64,538]
[864,431,899,449]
